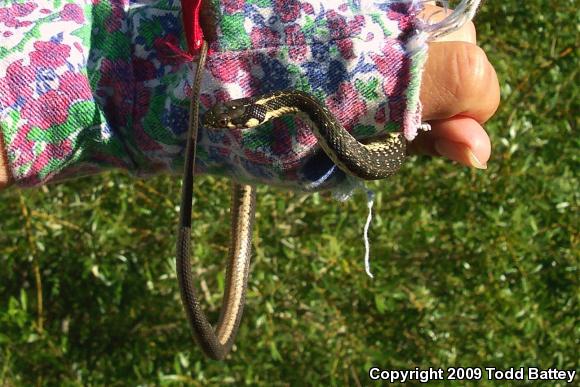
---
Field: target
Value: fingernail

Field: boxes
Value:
[466,148,488,170]
[434,139,488,169]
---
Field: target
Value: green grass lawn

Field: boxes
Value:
[1,1,577,385]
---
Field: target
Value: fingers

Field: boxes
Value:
[414,41,498,168]
[420,42,500,124]
[408,116,491,169]
[408,4,498,168]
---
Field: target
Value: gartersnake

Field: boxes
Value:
[177,41,258,360]
[177,40,408,360]
[204,90,407,180]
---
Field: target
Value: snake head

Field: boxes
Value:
[204,98,267,129]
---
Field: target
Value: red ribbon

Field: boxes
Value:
[180,0,205,56]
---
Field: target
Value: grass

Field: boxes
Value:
[0,1,578,385]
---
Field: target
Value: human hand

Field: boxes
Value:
[412,4,500,168]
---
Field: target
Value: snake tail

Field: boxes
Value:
[177,39,258,360]
[177,183,256,360]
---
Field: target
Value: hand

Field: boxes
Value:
[412,4,500,168]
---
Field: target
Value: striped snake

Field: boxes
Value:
[177,41,408,360]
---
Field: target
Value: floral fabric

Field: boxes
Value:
[0,0,427,189]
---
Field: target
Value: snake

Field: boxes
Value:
[204,90,407,180]
[177,40,408,360]
[177,41,259,360]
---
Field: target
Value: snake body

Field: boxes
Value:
[178,41,407,360]
[204,90,407,180]
[177,41,257,360]
[177,183,255,360]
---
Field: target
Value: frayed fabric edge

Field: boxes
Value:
[332,0,484,277]
[404,0,482,141]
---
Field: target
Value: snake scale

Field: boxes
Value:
[177,40,408,360]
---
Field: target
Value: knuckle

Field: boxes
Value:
[448,43,491,103]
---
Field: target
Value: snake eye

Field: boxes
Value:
[219,118,229,127]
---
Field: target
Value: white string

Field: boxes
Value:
[363,190,375,278]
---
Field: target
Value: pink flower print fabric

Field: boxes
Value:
[0,0,428,190]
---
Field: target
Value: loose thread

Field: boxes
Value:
[331,180,375,277]
[305,165,337,191]
[159,40,193,62]
[330,119,430,278]
[419,121,432,132]
[363,190,375,278]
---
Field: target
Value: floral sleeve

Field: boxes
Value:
[0,0,428,190]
